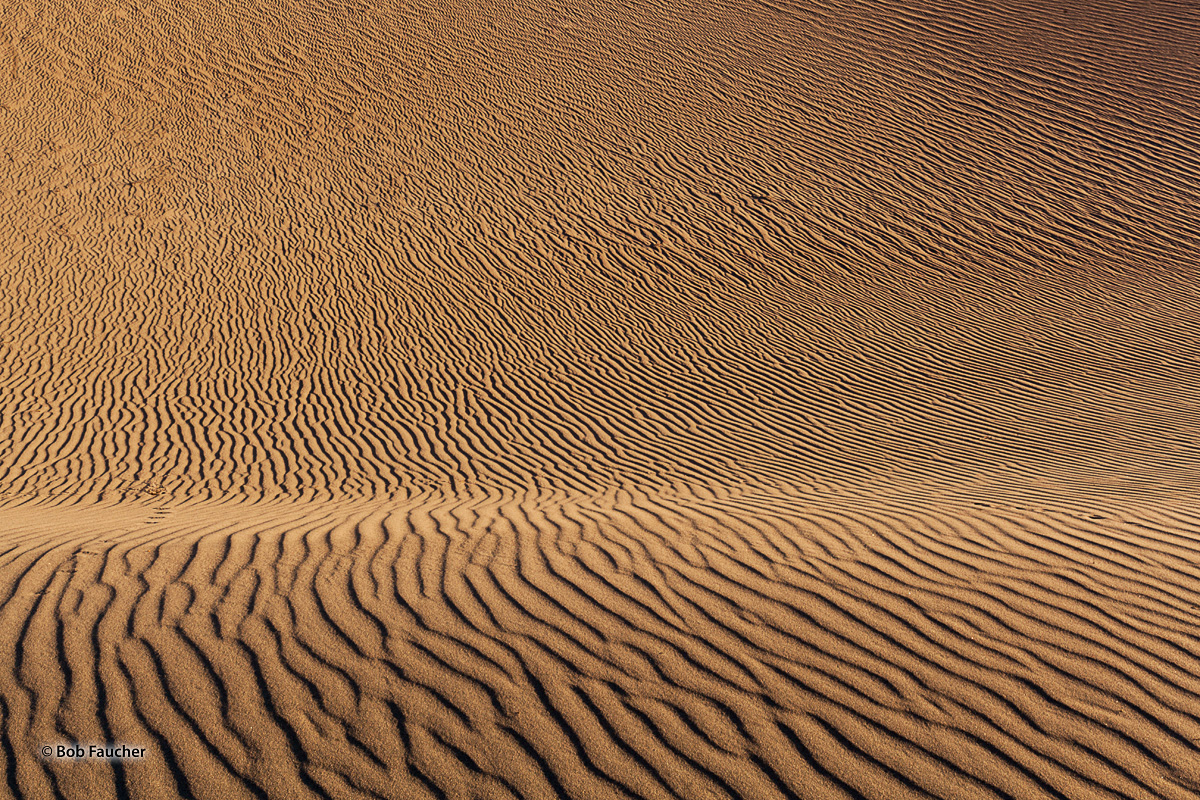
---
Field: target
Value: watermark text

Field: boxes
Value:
[39,743,146,761]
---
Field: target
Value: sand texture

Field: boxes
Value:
[2,0,1200,796]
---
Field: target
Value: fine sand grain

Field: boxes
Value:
[1,0,1199,796]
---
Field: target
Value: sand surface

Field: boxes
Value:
[2,0,1200,796]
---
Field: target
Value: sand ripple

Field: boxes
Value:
[1,491,1200,798]
[1,0,1199,795]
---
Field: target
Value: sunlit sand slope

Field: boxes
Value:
[2,491,1200,799]
[1,0,1198,503]
[2,0,1200,797]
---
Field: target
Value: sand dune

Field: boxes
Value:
[2,0,1199,795]
[3,491,1200,799]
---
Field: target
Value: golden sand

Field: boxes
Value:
[1,0,1199,796]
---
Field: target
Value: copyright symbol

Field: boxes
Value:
[40,746,52,758]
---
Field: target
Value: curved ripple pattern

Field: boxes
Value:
[1,492,1200,798]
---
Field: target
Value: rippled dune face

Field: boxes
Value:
[2,0,1198,505]
[1,0,1199,797]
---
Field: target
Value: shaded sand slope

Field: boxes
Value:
[1,0,1199,503]
[2,0,1200,797]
